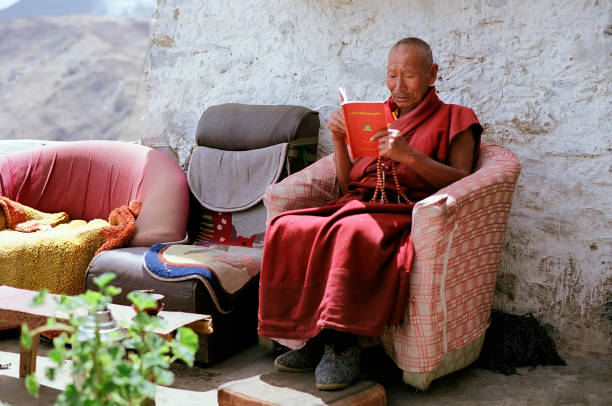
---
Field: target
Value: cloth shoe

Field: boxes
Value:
[315,344,361,390]
[273,339,323,372]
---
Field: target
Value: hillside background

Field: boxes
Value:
[0,0,153,141]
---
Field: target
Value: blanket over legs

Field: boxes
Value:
[258,199,414,339]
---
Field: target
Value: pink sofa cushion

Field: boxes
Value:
[0,140,189,247]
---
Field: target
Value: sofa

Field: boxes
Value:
[0,140,190,297]
[0,140,190,247]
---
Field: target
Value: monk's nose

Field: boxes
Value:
[395,77,407,91]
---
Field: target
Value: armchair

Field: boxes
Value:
[263,142,521,390]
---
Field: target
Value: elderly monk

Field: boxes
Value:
[258,37,483,390]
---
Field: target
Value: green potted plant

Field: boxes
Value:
[21,273,198,405]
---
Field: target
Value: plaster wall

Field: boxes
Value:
[143,0,612,354]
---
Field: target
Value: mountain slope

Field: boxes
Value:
[0,15,149,141]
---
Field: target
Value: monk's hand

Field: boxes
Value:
[371,129,414,161]
[327,109,347,144]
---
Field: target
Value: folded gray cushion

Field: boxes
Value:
[187,144,287,212]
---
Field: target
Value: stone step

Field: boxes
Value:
[218,371,386,406]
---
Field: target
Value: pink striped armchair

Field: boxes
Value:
[262,142,521,390]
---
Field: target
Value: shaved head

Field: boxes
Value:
[391,37,433,68]
[386,37,438,113]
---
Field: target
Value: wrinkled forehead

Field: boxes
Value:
[387,44,430,69]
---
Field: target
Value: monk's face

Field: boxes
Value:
[386,45,438,114]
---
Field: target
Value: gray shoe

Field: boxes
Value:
[315,345,361,390]
[273,340,323,372]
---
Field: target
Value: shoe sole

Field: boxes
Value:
[273,359,315,372]
[316,381,352,391]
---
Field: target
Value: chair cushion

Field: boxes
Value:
[188,144,287,213]
[86,247,202,313]
[143,243,262,313]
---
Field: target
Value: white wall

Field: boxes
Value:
[143,0,612,354]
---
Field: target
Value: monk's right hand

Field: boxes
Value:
[327,109,347,143]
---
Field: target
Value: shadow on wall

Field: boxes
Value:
[603,301,612,325]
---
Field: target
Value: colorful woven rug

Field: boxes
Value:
[143,243,262,314]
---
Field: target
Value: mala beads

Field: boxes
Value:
[369,157,412,204]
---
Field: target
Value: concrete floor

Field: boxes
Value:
[1,329,611,405]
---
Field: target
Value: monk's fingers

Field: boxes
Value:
[327,120,342,133]
[388,129,401,139]
[378,134,397,147]
[327,119,346,135]
[377,138,393,158]
[327,117,347,140]
[369,128,392,141]
[329,110,345,126]
[377,136,389,147]
[378,143,392,158]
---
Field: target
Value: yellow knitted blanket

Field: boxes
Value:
[0,197,140,295]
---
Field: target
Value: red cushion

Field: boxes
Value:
[0,140,189,246]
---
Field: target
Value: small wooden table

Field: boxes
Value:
[0,285,213,377]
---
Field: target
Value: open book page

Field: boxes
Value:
[339,88,388,158]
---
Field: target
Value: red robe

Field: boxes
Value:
[258,88,482,340]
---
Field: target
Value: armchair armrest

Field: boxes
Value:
[263,153,339,222]
[382,143,521,374]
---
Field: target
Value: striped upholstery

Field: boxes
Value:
[263,153,339,224]
[262,142,521,388]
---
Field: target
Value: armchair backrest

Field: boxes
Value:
[186,104,319,248]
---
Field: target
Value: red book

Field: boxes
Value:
[339,88,389,158]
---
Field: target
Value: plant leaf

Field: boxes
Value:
[138,379,157,400]
[127,290,157,313]
[30,289,47,307]
[154,367,174,386]
[25,374,39,397]
[172,327,198,366]
[105,285,122,297]
[48,347,65,365]
[93,272,116,289]
[20,325,32,350]
[45,366,56,381]
[177,327,198,352]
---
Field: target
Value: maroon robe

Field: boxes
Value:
[258,88,482,340]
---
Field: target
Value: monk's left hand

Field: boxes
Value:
[370,129,415,162]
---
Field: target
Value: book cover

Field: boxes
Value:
[339,87,389,158]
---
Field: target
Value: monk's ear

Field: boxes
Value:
[427,63,438,86]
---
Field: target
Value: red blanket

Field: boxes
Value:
[258,88,482,340]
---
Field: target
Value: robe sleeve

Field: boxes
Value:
[445,105,483,168]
